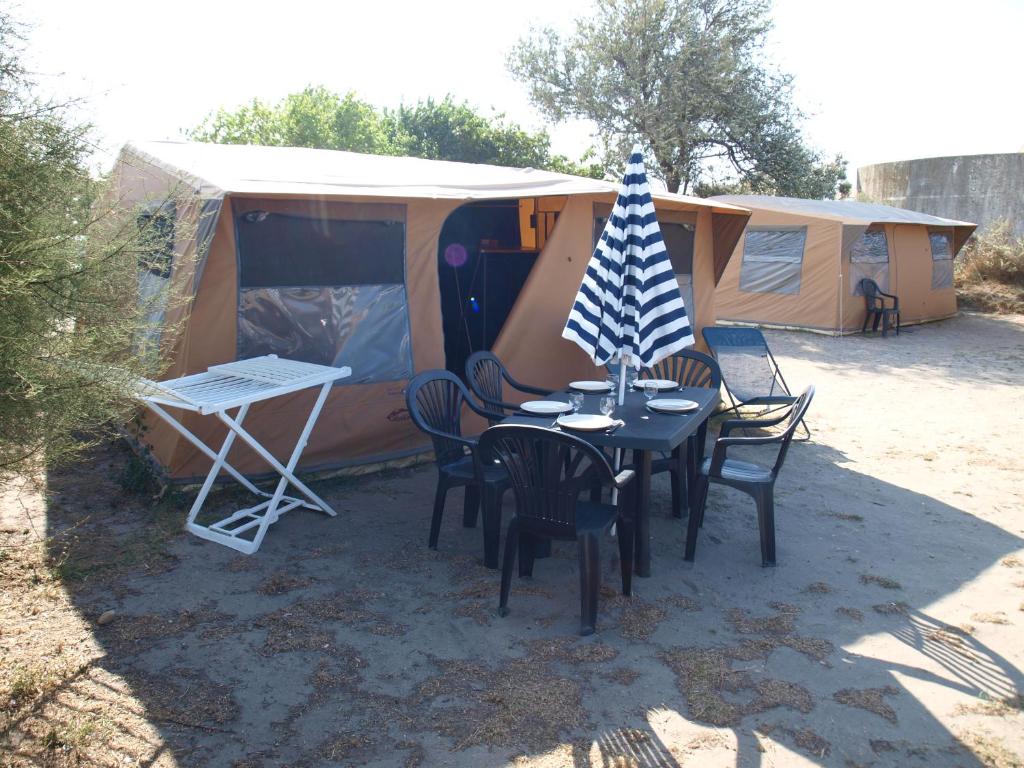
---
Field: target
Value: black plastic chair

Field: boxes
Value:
[686,386,815,567]
[465,351,553,420]
[861,278,901,337]
[639,350,722,517]
[479,424,636,636]
[405,370,509,568]
[702,326,809,440]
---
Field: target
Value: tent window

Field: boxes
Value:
[738,227,806,295]
[136,202,176,353]
[235,210,412,383]
[850,228,890,295]
[593,217,697,314]
[929,230,954,290]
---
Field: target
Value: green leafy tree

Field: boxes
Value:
[0,11,184,481]
[189,86,394,154]
[508,0,846,198]
[189,88,604,178]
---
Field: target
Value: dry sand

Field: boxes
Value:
[2,311,1023,767]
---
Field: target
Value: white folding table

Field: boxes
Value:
[137,355,351,554]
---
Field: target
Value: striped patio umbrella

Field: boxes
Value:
[563,144,694,405]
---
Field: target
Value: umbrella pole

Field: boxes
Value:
[611,356,628,508]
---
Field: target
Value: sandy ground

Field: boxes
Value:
[2,311,1023,768]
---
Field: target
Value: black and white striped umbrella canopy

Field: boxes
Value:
[562,145,694,371]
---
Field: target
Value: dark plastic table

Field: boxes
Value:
[502,386,719,576]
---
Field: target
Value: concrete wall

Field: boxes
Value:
[857,153,1024,235]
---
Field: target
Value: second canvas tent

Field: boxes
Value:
[710,195,975,334]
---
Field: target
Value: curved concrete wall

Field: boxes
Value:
[857,153,1024,235]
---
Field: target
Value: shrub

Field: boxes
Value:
[956,220,1024,287]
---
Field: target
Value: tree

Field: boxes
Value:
[189,89,604,178]
[0,11,183,482]
[189,86,394,154]
[508,0,847,198]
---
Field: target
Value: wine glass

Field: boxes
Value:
[569,392,584,412]
[599,395,615,417]
[643,379,659,401]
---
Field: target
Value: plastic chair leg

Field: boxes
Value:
[518,531,536,577]
[685,476,709,562]
[617,515,634,597]
[755,488,777,567]
[429,479,449,549]
[498,518,517,617]
[577,532,600,636]
[861,313,870,334]
[882,313,890,338]
[481,486,502,569]
[462,484,480,528]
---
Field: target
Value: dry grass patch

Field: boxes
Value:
[804,582,832,594]
[600,667,640,686]
[131,669,238,731]
[860,574,902,590]
[524,636,618,665]
[873,601,910,616]
[257,591,407,654]
[102,606,229,653]
[957,729,1024,768]
[972,612,1011,625]
[833,686,900,723]
[256,571,313,596]
[412,658,584,751]
[1001,555,1023,569]
[956,694,1024,717]
[665,594,701,611]
[835,607,864,621]
[661,645,815,726]
[793,727,831,759]
[615,597,667,642]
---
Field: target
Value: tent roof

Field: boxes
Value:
[123,141,749,215]
[709,195,975,229]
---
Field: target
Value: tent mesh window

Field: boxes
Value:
[929,229,954,290]
[738,227,806,295]
[850,228,890,295]
[235,209,413,384]
[136,201,176,352]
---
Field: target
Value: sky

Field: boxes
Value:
[15,0,1024,181]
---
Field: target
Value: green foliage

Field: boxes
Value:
[508,0,847,197]
[189,88,604,177]
[0,11,185,481]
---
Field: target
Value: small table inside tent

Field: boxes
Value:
[136,355,351,554]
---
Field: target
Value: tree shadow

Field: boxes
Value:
[17,398,1022,767]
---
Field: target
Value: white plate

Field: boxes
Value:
[556,414,615,431]
[646,398,699,413]
[569,380,611,393]
[632,379,678,391]
[520,400,573,415]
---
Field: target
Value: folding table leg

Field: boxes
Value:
[215,382,336,518]
[632,448,652,578]
[185,403,251,532]
[245,382,335,552]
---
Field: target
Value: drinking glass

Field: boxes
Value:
[569,392,584,412]
[643,380,659,401]
[606,371,619,392]
[599,395,615,417]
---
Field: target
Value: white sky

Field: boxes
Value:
[16,0,1024,179]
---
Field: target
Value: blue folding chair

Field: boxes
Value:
[701,327,810,440]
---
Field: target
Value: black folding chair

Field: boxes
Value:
[702,326,809,440]
[860,278,901,337]
[465,351,554,422]
[406,370,509,568]
[687,386,815,567]
[479,424,636,636]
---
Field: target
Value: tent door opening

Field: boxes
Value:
[437,199,553,377]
